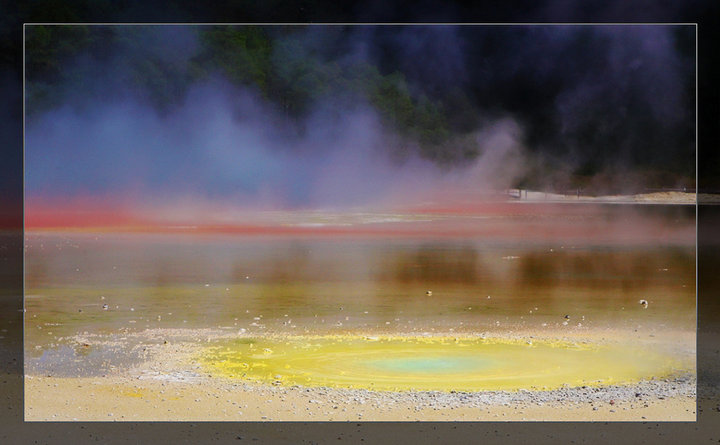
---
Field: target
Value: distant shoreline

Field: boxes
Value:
[506,190,705,204]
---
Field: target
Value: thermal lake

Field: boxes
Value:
[24,204,696,411]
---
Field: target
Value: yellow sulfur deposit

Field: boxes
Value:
[198,335,690,392]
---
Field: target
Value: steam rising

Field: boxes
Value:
[25,25,695,220]
[26,80,526,211]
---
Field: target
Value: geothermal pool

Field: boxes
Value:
[24,205,696,394]
[199,335,690,392]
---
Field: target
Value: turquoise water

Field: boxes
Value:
[367,356,497,374]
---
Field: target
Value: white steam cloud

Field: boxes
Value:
[26,75,528,215]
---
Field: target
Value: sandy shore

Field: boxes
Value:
[25,327,696,422]
[25,374,695,421]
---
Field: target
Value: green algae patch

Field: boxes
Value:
[197,335,690,392]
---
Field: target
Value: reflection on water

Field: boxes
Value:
[24,237,695,290]
[24,206,696,360]
[379,245,480,284]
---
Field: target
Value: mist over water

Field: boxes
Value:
[22,27,698,405]
[26,82,527,213]
[24,25,695,219]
